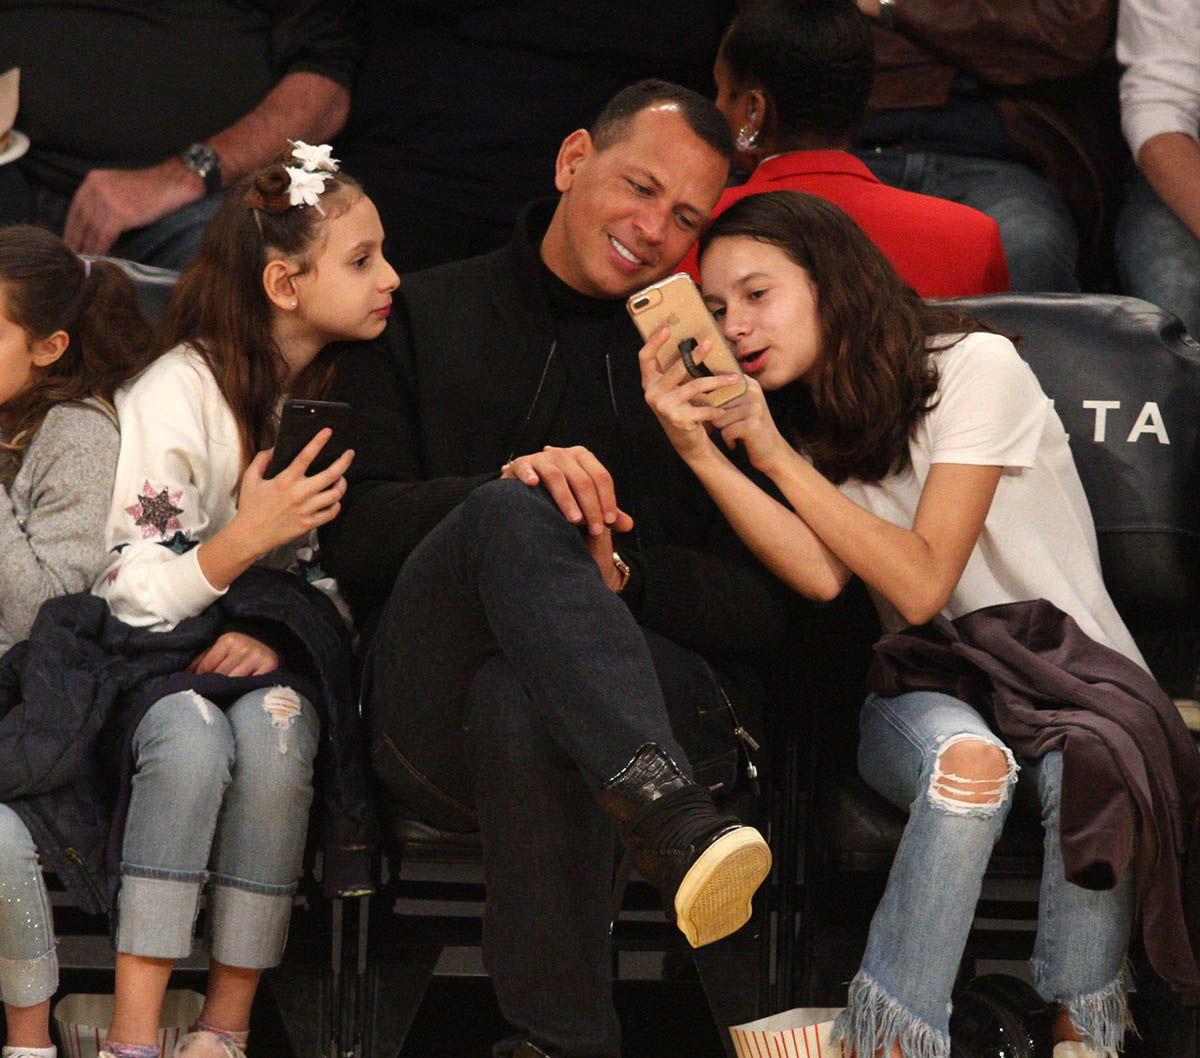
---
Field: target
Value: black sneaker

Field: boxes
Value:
[599,743,771,948]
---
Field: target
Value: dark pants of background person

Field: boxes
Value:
[366,479,750,1058]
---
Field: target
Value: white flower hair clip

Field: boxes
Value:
[289,140,339,173]
[284,140,341,212]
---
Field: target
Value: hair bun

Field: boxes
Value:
[244,165,292,214]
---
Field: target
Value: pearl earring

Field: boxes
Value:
[291,299,298,309]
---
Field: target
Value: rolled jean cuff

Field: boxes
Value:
[116,870,204,959]
[833,970,950,1058]
[0,944,58,1008]
[208,879,296,969]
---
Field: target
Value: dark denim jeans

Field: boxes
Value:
[856,148,1081,293]
[367,479,720,1058]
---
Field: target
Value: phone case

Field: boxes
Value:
[627,273,747,406]
[267,399,352,478]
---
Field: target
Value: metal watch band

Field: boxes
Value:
[611,551,631,594]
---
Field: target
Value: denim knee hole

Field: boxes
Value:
[927,735,1017,817]
[186,689,215,725]
[261,685,303,754]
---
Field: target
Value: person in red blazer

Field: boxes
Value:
[681,0,1010,298]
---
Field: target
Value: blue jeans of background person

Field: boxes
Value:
[367,479,709,1058]
[0,804,57,1008]
[1115,171,1200,340]
[117,685,319,968]
[23,181,220,272]
[835,691,1134,1058]
[856,149,1081,293]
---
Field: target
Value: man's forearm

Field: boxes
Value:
[206,71,351,186]
[1139,132,1200,243]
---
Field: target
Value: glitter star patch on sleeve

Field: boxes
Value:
[125,480,185,539]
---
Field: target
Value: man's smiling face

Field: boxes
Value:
[540,103,729,300]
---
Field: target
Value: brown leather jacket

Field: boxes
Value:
[868,0,1126,280]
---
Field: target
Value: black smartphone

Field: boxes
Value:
[266,399,352,478]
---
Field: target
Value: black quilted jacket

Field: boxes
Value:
[0,566,375,916]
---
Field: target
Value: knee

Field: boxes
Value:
[460,477,557,534]
[227,686,319,778]
[927,735,1017,816]
[133,691,235,792]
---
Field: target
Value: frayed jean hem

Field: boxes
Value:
[1031,959,1135,1058]
[834,970,951,1058]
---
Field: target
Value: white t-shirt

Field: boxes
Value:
[836,331,1146,668]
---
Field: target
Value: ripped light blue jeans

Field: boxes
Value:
[117,686,319,968]
[834,691,1134,1058]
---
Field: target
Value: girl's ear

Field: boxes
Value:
[30,330,69,368]
[262,258,299,312]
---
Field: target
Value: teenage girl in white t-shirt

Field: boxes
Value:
[640,190,1136,1058]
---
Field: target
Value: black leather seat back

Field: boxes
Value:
[88,255,178,326]
[943,293,1200,628]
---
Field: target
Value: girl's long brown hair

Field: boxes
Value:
[156,161,362,469]
[0,226,153,478]
[700,191,989,484]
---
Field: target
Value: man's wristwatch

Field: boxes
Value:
[180,142,222,195]
[611,551,631,594]
[877,0,897,28]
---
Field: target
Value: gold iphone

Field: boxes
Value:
[627,273,747,406]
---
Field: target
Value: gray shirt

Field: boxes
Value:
[0,400,119,655]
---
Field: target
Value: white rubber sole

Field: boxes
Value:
[673,826,772,948]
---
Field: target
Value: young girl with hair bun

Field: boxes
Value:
[0,225,152,1058]
[92,143,397,1058]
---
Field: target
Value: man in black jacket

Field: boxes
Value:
[322,80,792,1058]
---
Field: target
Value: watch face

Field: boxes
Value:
[181,143,221,193]
[184,143,217,176]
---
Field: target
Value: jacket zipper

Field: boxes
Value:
[604,350,644,553]
[506,340,558,464]
[41,814,109,914]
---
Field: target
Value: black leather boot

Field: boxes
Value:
[598,743,771,948]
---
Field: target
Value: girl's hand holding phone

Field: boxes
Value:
[638,327,736,461]
[199,428,355,592]
[709,378,792,474]
[237,427,355,553]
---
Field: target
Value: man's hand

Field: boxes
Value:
[63,159,204,256]
[501,445,634,536]
[187,632,279,677]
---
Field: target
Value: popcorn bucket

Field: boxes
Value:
[54,990,205,1058]
[729,1007,847,1058]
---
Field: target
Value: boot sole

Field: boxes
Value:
[673,826,771,948]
